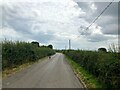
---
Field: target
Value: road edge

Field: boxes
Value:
[2,56,50,79]
[65,55,87,90]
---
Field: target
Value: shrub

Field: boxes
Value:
[2,40,55,70]
[98,48,107,52]
[64,50,120,88]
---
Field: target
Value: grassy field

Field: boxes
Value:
[63,50,120,88]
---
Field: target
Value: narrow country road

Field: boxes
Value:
[3,53,84,88]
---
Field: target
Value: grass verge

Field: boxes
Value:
[2,62,35,78]
[66,56,105,88]
[2,56,48,78]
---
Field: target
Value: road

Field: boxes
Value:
[3,53,84,88]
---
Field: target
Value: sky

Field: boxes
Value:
[0,0,119,50]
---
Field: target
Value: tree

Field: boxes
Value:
[48,45,53,49]
[31,41,39,47]
[98,48,107,52]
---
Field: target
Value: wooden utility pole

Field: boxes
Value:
[69,39,71,50]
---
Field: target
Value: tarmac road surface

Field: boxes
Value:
[3,53,84,88]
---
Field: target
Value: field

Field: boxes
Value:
[63,50,120,88]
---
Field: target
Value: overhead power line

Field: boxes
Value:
[85,0,114,30]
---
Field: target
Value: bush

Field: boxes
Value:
[98,48,107,52]
[64,50,120,88]
[2,40,55,70]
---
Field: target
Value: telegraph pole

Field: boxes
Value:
[69,39,71,50]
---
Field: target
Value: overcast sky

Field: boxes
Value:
[0,0,119,50]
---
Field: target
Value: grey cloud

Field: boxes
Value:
[3,4,33,34]
[102,24,118,35]
[77,2,118,22]
[76,2,90,12]
[78,27,91,35]
[4,19,32,34]
[76,2,96,20]
[96,16,118,27]
[94,2,118,17]
[94,2,118,29]
[2,2,57,44]
[88,34,110,42]
[77,2,118,37]
[31,32,55,43]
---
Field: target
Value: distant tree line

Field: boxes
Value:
[31,41,53,49]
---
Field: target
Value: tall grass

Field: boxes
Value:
[63,50,120,88]
[2,40,55,70]
[108,43,120,53]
